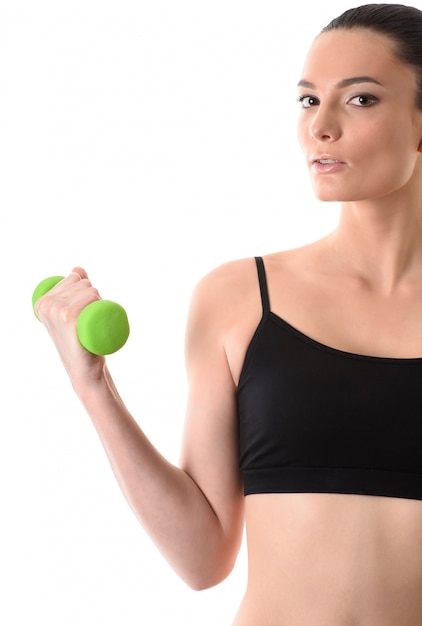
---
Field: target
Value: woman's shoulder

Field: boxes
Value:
[185,257,258,334]
[191,245,319,301]
[191,256,258,304]
[188,240,328,317]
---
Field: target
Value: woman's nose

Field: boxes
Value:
[309,106,341,142]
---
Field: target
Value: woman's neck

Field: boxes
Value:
[327,182,422,295]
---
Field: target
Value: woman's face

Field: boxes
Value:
[296,28,422,204]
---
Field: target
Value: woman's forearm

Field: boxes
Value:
[74,367,234,590]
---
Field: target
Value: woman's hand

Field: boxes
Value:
[34,267,106,388]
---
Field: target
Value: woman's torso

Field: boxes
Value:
[234,493,422,625]
[224,246,422,625]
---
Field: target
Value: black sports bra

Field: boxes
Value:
[237,257,422,500]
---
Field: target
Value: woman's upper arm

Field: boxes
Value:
[178,265,247,551]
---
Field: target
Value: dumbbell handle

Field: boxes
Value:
[32,276,130,355]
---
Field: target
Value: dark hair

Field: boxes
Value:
[321,4,422,109]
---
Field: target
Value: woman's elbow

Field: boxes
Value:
[181,547,240,591]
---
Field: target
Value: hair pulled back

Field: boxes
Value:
[321,4,422,109]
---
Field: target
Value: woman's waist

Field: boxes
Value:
[232,589,422,626]
[243,492,422,604]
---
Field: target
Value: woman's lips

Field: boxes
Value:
[311,158,346,173]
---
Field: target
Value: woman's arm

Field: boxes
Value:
[35,267,244,590]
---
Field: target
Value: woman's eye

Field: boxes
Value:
[348,94,378,107]
[297,95,319,108]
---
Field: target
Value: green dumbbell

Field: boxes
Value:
[32,276,130,355]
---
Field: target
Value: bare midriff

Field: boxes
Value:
[232,493,422,626]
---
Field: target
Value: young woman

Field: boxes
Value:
[36,4,422,624]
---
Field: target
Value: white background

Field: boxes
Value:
[0,1,405,624]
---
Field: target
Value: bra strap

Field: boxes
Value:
[254,256,270,315]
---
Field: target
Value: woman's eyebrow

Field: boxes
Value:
[297,76,384,89]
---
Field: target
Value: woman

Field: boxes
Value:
[36,4,422,624]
